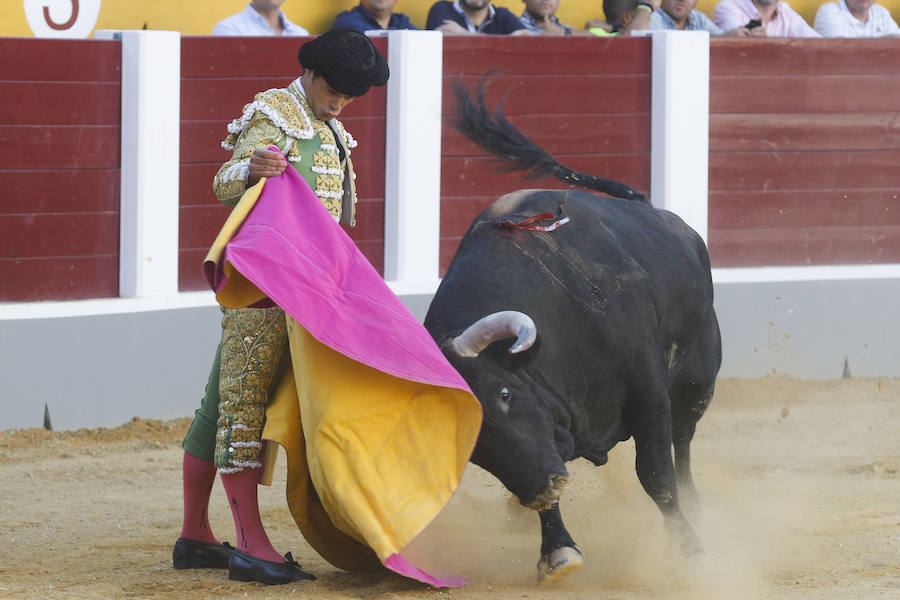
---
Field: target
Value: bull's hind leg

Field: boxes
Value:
[630,363,703,557]
[634,428,703,556]
[671,385,714,515]
[670,341,719,515]
[536,503,583,584]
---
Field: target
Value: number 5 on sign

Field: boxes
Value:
[24,0,102,38]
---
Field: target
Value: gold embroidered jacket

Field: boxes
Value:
[213,79,359,226]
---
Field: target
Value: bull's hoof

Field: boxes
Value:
[536,546,583,584]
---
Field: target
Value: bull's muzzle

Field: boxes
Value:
[524,473,569,511]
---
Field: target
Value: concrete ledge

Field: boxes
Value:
[4,274,898,430]
[1,304,222,431]
[714,277,900,379]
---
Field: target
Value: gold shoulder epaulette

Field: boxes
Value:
[221,88,316,151]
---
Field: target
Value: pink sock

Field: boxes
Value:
[180,452,221,544]
[220,467,284,563]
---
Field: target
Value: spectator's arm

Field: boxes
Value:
[786,5,822,37]
[699,11,725,35]
[648,10,669,30]
[584,19,612,31]
[426,4,454,30]
[435,20,472,34]
[621,0,659,35]
[712,1,749,31]
[497,8,530,33]
[884,8,900,36]
[721,26,754,36]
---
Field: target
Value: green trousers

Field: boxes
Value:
[181,339,223,463]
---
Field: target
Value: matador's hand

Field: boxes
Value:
[248,148,287,185]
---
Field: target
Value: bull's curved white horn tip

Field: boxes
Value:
[507,334,536,354]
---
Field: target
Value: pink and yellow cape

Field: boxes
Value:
[203,154,481,588]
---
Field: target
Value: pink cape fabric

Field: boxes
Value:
[204,153,474,587]
[206,167,469,393]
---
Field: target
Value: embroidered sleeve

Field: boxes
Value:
[213,114,288,207]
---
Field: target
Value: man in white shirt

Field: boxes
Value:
[213,1,309,36]
[814,0,900,36]
[714,0,821,36]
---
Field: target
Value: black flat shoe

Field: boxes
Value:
[172,537,235,569]
[228,550,316,585]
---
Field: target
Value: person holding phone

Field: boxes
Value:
[713,0,821,36]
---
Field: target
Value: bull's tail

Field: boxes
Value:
[453,80,648,203]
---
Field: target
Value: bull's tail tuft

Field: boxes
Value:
[453,78,648,203]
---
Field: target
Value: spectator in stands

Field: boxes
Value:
[213,0,308,36]
[814,0,900,36]
[519,0,592,35]
[713,0,822,36]
[651,0,756,34]
[585,0,658,35]
[332,0,419,32]
[426,0,533,34]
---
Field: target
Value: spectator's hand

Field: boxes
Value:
[724,26,752,37]
[435,20,470,35]
[584,19,612,30]
[248,148,287,185]
[749,25,768,36]
[511,28,537,36]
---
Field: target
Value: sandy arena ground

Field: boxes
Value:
[1,377,898,600]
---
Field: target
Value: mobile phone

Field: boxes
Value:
[746,19,762,29]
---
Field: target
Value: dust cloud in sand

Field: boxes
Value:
[0,377,897,600]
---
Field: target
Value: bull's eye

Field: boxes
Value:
[497,387,512,414]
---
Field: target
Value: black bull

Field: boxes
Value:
[423,86,722,583]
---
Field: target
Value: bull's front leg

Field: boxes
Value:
[536,502,583,584]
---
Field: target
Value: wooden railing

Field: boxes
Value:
[0,38,121,301]
[708,38,900,267]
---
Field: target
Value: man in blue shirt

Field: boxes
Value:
[426,0,532,34]
[649,0,751,34]
[332,0,418,32]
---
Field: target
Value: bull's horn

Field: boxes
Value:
[449,311,537,357]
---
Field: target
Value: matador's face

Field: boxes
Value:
[302,71,355,122]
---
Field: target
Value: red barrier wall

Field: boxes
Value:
[5,37,899,303]
[709,39,900,267]
[0,38,121,302]
[439,36,652,275]
[178,36,388,291]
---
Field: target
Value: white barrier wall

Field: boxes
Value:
[95,30,181,298]
[650,30,710,245]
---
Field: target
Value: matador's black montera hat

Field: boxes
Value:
[298,29,390,97]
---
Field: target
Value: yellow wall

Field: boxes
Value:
[1,0,899,37]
